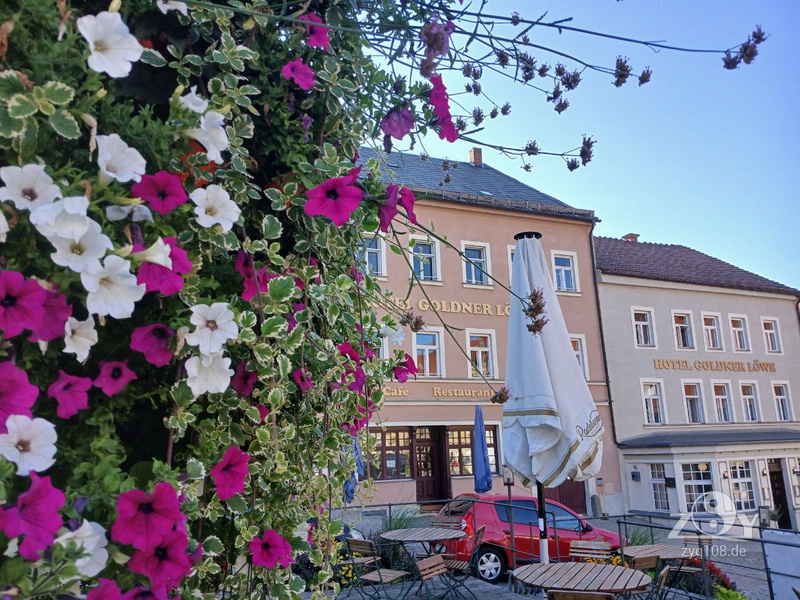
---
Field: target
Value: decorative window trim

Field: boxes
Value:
[701,311,725,352]
[367,427,413,480]
[650,463,670,512]
[728,460,756,511]
[413,326,446,378]
[465,328,498,380]
[569,334,590,380]
[671,309,696,352]
[711,379,735,423]
[640,378,667,425]
[631,306,658,349]
[680,462,714,513]
[551,250,581,294]
[761,317,784,355]
[448,425,500,476]
[739,380,761,423]
[357,231,387,278]
[681,379,706,425]
[728,313,752,354]
[409,234,442,283]
[771,381,793,422]
[460,240,492,287]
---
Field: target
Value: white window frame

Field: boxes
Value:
[357,232,387,278]
[728,314,751,353]
[507,245,516,284]
[681,462,714,512]
[641,379,666,425]
[739,381,761,423]
[412,327,445,378]
[461,240,492,287]
[681,380,706,424]
[711,380,734,423]
[551,250,580,293]
[631,307,658,349]
[729,460,756,511]
[772,382,793,422]
[569,334,590,380]
[701,312,724,352]
[671,310,696,351]
[376,336,390,361]
[761,318,783,354]
[465,328,498,380]
[409,235,442,283]
[650,463,670,512]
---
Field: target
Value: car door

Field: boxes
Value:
[545,502,589,561]
[494,499,540,564]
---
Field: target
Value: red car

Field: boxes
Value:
[438,493,621,583]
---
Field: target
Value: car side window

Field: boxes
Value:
[494,500,538,526]
[546,504,582,531]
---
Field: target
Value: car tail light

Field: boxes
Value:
[461,512,473,536]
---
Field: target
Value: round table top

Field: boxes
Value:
[513,562,652,594]
[380,527,466,543]
[622,543,689,561]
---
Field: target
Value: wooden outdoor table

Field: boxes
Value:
[380,527,466,544]
[513,562,652,594]
[622,543,689,561]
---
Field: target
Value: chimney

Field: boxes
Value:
[622,233,640,243]
[469,147,483,167]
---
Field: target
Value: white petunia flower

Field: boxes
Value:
[185,302,238,355]
[0,164,62,211]
[56,520,109,577]
[186,111,229,163]
[0,415,57,475]
[0,206,8,243]
[81,255,145,319]
[380,325,406,346]
[77,11,143,78]
[30,196,91,240]
[64,316,98,362]
[179,85,208,113]
[96,134,147,185]
[185,351,233,396]
[157,0,189,15]
[190,184,241,233]
[105,204,153,222]
[131,237,173,268]
[49,220,113,273]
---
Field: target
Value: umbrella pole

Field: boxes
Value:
[537,480,549,564]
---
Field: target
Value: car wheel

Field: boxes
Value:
[476,546,506,584]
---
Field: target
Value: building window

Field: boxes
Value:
[642,382,665,424]
[713,383,733,423]
[462,242,490,285]
[570,335,589,380]
[729,316,750,352]
[467,331,495,379]
[729,461,756,511]
[448,426,499,476]
[633,309,656,348]
[682,463,713,512]
[650,463,670,511]
[553,253,579,292]
[673,312,694,350]
[368,427,411,480]
[762,319,782,353]
[683,382,705,424]
[356,235,384,277]
[414,330,443,377]
[774,384,792,422]
[412,240,439,281]
[740,383,760,422]
[703,314,723,351]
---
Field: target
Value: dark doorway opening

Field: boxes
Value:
[768,459,792,529]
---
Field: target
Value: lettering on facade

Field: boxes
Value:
[576,410,603,440]
[381,386,409,397]
[389,297,510,317]
[653,359,777,373]
[432,387,492,398]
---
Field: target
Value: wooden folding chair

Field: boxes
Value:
[431,515,463,530]
[344,538,410,600]
[569,540,613,563]
[631,555,660,572]
[443,526,485,600]
[546,592,614,600]
[415,554,455,600]
[626,566,671,600]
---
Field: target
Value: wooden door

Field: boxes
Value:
[415,427,437,501]
[544,480,587,514]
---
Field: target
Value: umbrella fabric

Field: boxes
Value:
[473,405,493,493]
[343,436,364,504]
[503,235,604,488]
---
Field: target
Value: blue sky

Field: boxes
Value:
[412,1,800,290]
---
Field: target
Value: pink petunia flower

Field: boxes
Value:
[429,74,458,143]
[94,360,137,396]
[304,166,362,227]
[242,267,278,302]
[250,529,294,568]
[120,587,167,600]
[131,171,188,216]
[130,324,176,367]
[129,529,191,591]
[379,185,400,233]
[380,105,414,141]
[137,237,193,296]
[234,250,254,278]
[338,341,361,364]
[87,578,122,600]
[231,361,257,396]
[48,370,92,419]
[398,187,417,225]
[0,270,47,338]
[393,353,419,383]
[255,403,270,424]
[299,12,330,51]
[210,446,250,501]
[285,302,305,332]
[111,481,183,550]
[293,368,313,393]
[28,287,72,342]
[4,473,65,561]
[0,362,38,433]
[281,58,315,91]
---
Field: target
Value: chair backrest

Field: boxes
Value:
[546,592,614,600]
[432,515,463,530]
[653,566,671,592]
[416,554,449,581]
[569,540,612,560]
[346,538,376,557]
[473,525,486,547]
[632,554,660,571]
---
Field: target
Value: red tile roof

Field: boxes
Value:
[594,236,799,296]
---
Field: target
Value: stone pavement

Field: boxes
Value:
[299,576,535,599]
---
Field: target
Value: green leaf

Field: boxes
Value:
[0,108,24,137]
[141,48,168,67]
[42,81,75,105]
[49,109,81,139]
[186,458,206,480]
[261,316,287,338]
[237,310,257,329]
[324,56,341,77]
[8,94,37,118]
[0,72,26,96]
[0,557,30,585]
[17,119,38,157]
[277,354,291,379]
[171,381,195,407]
[226,494,248,513]
[267,276,296,303]
[203,535,225,556]
[261,214,282,240]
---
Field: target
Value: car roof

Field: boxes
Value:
[452,492,574,509]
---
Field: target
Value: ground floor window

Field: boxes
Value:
[447,426,499,476]
[729,460,756,510]
[650,463,670,511]
[682,462,713,511]
[369,427,411,480]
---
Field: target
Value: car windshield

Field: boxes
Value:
[441,497,475,516]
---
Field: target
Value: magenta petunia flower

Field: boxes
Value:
[48,370,92,419]
[429,74,458,143]
[4,473,65,561]
[0,362,38,433]
[379,184,400,233]
[131,171,188,216]
[398,186,417,225]
[120,587,166,600]
[242,267,278,302]
[304,166,362,227]
[129,528,191,591]
[111,481,183,550]
[338,341,361,364]
[285,302,305,332]
[94,360,137,396]
[249,529,294,568]
[299,12,330,51]
[189,540,204,564]
[87,578,122,600]
[293,368,313,393]
[28,287,72,343]
[393,353,419,383]
[0,270,47,338]
[130,324,176,367]
[255,403,270,424]
[347,367,366,393]
[210,446,250,501]
[137,237,193,296]
[234,249,254,278]
[231,361,257,396]
[380,105,414,141]
[281,58,315,91]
